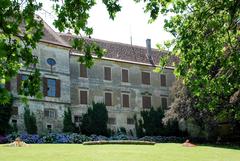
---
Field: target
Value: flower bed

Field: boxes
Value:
[4,133,186,144]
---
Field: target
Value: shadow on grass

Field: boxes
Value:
[198,144,240,150]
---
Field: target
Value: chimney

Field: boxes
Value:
[146,39,155,66]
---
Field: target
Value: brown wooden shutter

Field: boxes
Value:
[80,90,88,104]
[104,67,111,80]
[105,92,112,106]
[43,77,48,96]
[142,72,150,85]
[5,81,11,91]
[122,94,129,107]
[122,69,128,82]
[17,74,22,92]
[160,75,166,86]
[56,79,61,97]
[161,97,168,109]
[80,64,87,78]
[142,96,151,108]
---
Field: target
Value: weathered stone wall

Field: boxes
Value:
[10,43,71,134]
[70,54,175,134]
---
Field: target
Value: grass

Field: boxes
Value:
[0,143,240,161]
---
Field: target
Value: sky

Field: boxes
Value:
[38,0,172,48]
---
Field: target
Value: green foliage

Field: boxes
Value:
[137,0,240,120]
[0,96,13,135]
[135,107,182,137]
[63,108,75,133]
[24,106,37,134]
[0,0,121,103]
[81,102,108,136]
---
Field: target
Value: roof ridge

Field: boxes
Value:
[57,32,162,52]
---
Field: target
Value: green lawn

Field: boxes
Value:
[0,143,239,161]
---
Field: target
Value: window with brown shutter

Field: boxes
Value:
[80,64,87,78]
[108,117,116,124]
[79,90,88,104]
[142,96,151,108]
[56,79,61,97]
[161,97,168,109]
[104,67,111,81]
[105,92,112,106]
[127,118,134,124]
[43,78,60,97]
[43,77,48,96]
[160,74,166,86]
[122,69,128,82]
[122,94,130,108]
[142,72,150,85]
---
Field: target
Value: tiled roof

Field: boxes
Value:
[58,33,178,66]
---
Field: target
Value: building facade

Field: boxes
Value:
[8,22,176,135]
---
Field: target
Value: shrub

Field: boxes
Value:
[24,107,37,134]
[0,135,8,144]
[0,97,13,135]
[81,102,108,136]
[63,108,75,133]
[139,136,186,143]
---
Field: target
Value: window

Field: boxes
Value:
[108,117,116,124]
[11,106,18,116]
[142,72,150,85]
[12,119,17,124]
[74,116,82,123]
[122,69,129,82]
[127,118,134,125]
[17,74,28,92]
[44,109,57,118]
[104,67,111,81]
[122,93,130,108]
[142,96,151,108]
[160,74,166,86]
[161,97,168,109]
[105,92,112,106]
[79,90,88,104]
[47,79,56,97]
[47,124,52,133]
[80,64,87,78]
[43,78,61,97]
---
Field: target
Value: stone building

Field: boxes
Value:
[8,21,176,134]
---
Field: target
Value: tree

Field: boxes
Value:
[24,106,37,134]
[163,80,217,139]
[81,102,108,136]
[1,0,239,122]
[0,96,13,135]
[137,0,240,121]
[63,108,75,133]
[0,0,121,104]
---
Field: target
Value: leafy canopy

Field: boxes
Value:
[0,0,121,104]
[137,0,240,120]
